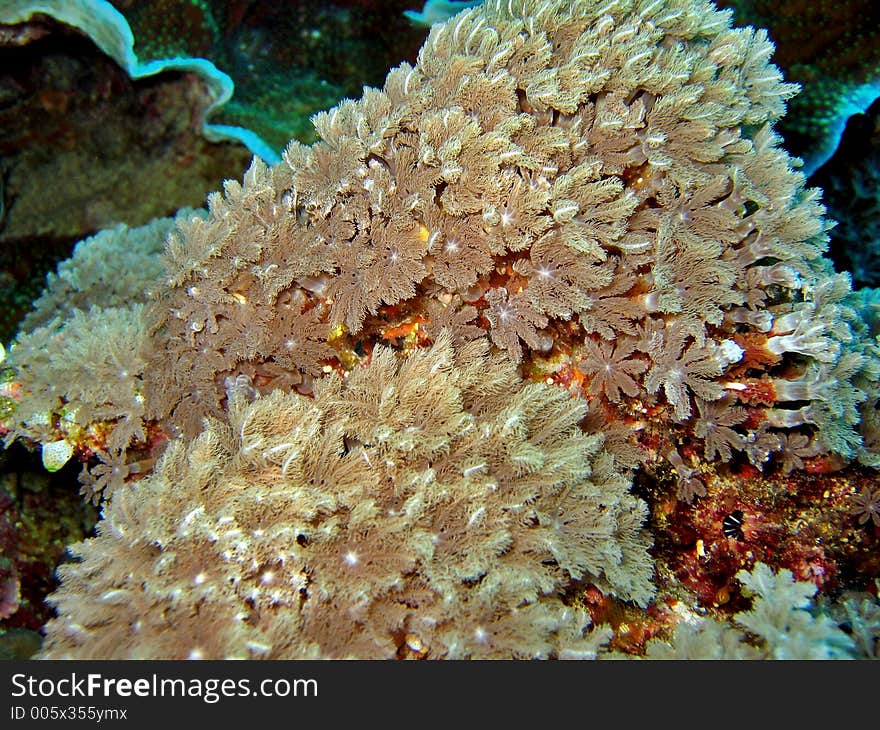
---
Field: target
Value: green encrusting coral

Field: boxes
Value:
[717,0,880,175]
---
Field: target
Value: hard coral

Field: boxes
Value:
[113,0,427,151]
[717,0,880,175]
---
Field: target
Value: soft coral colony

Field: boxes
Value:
[3,0,879,658]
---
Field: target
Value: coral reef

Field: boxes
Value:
[0,0,276,160]
[39,335,650,659]
[649,460,880,610]
[0,6,251,340]
[104,0,427,151]
[0,1,429,344]
[644,562,865,659]
[0,445,96,636]
[2,213,192,501]
[1,0,879,659]
[141,0,878,491]
[0,4,253,240]
[716,0,880,175]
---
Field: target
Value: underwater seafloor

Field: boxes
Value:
[0,0,878,660]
